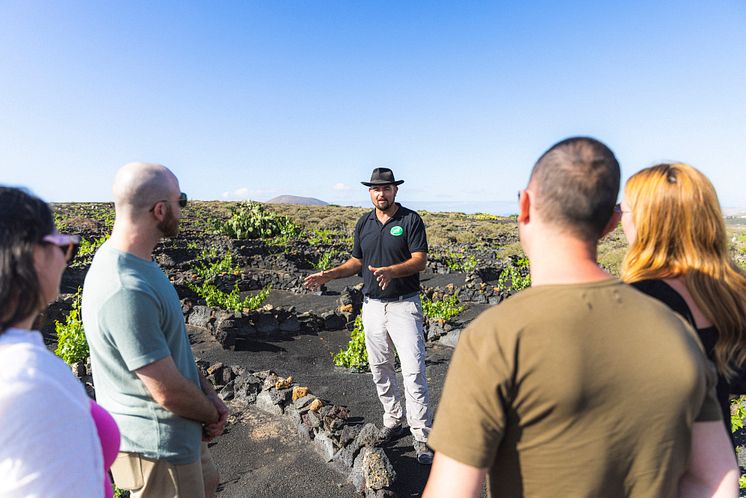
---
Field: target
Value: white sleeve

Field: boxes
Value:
[0,378,103,498]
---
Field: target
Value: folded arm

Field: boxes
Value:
[136,356,219,424]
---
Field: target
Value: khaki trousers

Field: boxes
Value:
[362,294,432,442]
[110,442,218,498]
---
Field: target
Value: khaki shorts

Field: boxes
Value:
[110,443,218,498]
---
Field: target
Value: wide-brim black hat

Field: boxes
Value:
[361,167,404,187]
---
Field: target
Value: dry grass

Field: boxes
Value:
[51,201,746,274]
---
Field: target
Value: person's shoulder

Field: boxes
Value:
[461,282,622,339]
[88,242,148,281]
[355,209,375,226]
[397,204,421,219]
[459,289,542,345]
[86,264,160,318]
[0,333,84,392]
[609,283,700,345]
[397,205,426,230]
[0,333,47,378]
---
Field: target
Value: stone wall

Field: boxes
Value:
[197,360,398,496]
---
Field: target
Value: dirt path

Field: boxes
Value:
[190,322,466,497]
[210,406,354,497]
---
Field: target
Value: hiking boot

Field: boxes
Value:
[378,424,404,443]
[414,440,433,465]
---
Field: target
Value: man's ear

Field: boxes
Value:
[151,201,167,221]
[517,190,531,223]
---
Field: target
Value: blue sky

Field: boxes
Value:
[1,1,745,214]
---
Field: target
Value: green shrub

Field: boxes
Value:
[269,223,304,247]
[733,396,746,490]
[333,315,368,370]
[444,252,478,273]
[220,201,301,240]
[55,288,89,365]
[495,242,525,259]
[188,280,271,314]
[340,235,354,246]
[188,245,271,313]
[194,247,241,280]
[113,485,129,498]
[308,229,335,245]
[731,395,746,433]
[71,235,109,266]
[422,293,465,321]
[311,251,337,271]
[497,257,531,292]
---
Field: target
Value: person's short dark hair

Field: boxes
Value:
[529,137,620,241]
[0,186,55,333]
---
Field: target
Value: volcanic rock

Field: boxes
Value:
[363,447,396,490]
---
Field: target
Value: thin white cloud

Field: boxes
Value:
[221,187,277,200]
[221,187,251,199]
[333,182,352,191]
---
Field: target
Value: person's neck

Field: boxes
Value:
[376,203,399,223]
[9,315,35,331]
[109,222,159,261]
[527,234,612,286]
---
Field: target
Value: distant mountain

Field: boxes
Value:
[266,195,328,206]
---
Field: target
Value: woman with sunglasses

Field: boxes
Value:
[620,163,746,438]
[0,186,117,497]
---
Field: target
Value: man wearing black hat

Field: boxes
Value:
[304,167,433,465]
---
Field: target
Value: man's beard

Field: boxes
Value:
[157,205,179,237]
[376,199,391,210]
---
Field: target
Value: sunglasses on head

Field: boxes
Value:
[149,192,188,212]
[41,234,81,262]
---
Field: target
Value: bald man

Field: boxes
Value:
[82,163,228,498]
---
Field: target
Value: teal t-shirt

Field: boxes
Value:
[82,242,202,464]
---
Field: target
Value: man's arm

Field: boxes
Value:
[136,357,220,424]
[422,452,486,498]
[678,421,739,498]
[368,251,426,291]
[304,256,363,290]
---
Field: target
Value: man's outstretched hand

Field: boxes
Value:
[304,271,330,291]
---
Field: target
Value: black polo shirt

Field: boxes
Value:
[351,203,428,299]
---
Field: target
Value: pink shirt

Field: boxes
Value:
[90,400,120,498]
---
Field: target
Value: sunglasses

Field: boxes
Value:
[614,203,631,215]
[149,192,188,212]
[42,234,81,262]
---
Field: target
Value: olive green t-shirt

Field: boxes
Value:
[429,279,720,498]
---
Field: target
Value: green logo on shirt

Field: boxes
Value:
[390,226,404,236]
